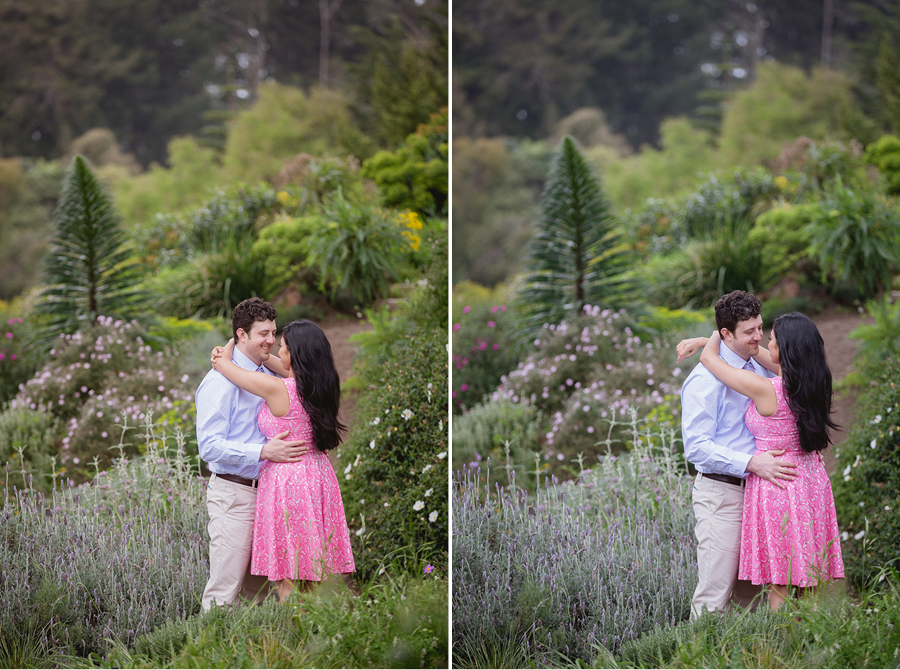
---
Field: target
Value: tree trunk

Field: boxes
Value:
[821,0,834,67]
[319,0,344,87]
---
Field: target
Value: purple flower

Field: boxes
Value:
[424,564,435,574]
[463,306,471,314]
[488,321,496,328]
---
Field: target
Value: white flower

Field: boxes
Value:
[401,409,413,421]
[353,454,361,467]
[872,415,883,424]
[344,463,352,474]
[437,451,447,460]
[355,527,365,536]
[886,506,892,511]
[871,439,877,449]
[369,439,376,449]
[425,488,433,497]
[378,567,385,575]
[842,465,852,477]
[429,511,438,522]
[422,464,432,474]
[841,531,849,541]
[371,417,381,426]
[853,454,861,468]
[439,419,443,432]
[413,500,425,511]
[854,530,865,540]
[384,502,390,507]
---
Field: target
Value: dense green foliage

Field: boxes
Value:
[831,356,900,591]
[337,238,449,581]
[865,134,900,194]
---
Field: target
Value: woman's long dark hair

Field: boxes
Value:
[282,320,346,452]
[773,312,839,452]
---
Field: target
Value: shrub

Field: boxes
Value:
[305,192,407,306]
[807,181,900,299]
[452,425,696,666]
[491,306,688,468]
[0,406,60,493]
[831,356,900,590]
[11,316,194,476]
[451,400,542,488]
[361,110,448,215]
[747,201,821,284]
[864,134,900,194]
[0,300,41,407]
[338,328,448,582]
[642,231,767,309]
[249,214,321,296]
[451,283,520,413]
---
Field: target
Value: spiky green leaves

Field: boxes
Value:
[517,136,634,332]
[35,156,146,343]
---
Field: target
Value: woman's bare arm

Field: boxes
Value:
[211,340,290,416]
[699,332,778,416]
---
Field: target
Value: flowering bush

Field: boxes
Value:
[0,302,41,406]
[831,356,900,590]
[492,306,687,463]
[338,327,448,581]
[11,316,194,476]
[451,281,520,413]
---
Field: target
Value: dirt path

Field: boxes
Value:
[318,313,373,430]
[797,308,873,473]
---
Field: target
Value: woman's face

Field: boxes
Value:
[769,328,780,366]
[278,336,291,371]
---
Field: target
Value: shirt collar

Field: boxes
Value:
[718,340,753,371]
[231,346,261,372]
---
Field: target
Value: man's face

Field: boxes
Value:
[721,315,763,360]
[236,319,276,365]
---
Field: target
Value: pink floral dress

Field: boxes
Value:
[251,377,355,581]
[739,376,844,587]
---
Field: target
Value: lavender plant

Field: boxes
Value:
[452,410,696,667]
[0,415,208,661]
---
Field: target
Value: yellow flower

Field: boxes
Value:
[401,230,421,252]
[774,175,789,190]
[276,190,290,205]
[397,210,423,231]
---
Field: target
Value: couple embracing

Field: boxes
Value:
[196,297,354,610]
[679,290,844,614]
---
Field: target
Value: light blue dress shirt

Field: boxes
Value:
[195,347,274,479]
[681,340,774,478]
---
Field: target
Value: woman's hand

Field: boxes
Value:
[676,336,710,364]
[210,338,235,369]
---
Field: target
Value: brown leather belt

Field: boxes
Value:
[702,472,747,487]
[215,473,259,489]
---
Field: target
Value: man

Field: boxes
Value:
[678,290,797,617]
[196,297,308,611]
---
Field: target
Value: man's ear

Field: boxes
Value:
[236,328,248,343]
[720,327,734,343]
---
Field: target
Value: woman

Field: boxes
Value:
[681,313,844,610]
[211,319,355,601]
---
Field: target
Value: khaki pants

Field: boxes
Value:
[201,474,269,611]
[691,473,762,617]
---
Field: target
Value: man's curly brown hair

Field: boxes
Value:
[714,290,761,335]
[232,297,278,341]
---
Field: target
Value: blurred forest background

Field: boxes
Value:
[452,0,899,286]
[0,0,448,300]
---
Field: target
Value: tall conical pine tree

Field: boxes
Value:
[35,156,147,344]
[517,136,634,334]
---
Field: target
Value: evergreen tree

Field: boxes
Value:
[516,136,634,333]
[35,156,146,343]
